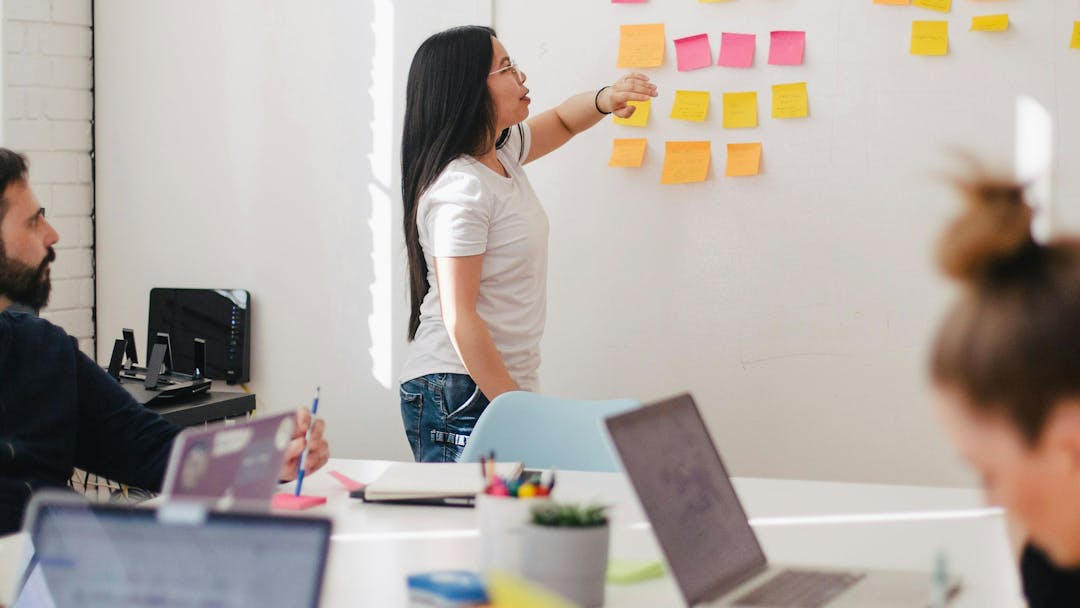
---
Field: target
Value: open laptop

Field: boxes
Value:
[605,393,954,607]
[14,491,331,608]
[161,411,296,511]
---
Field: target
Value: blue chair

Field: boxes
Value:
[459,391,642,472]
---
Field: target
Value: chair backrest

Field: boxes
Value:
[459,391,642,472]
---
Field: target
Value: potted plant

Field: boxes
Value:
[520,503,611,607]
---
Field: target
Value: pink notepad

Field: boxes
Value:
[272,493,327,510]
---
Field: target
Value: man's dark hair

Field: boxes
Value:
[0,149,29,223]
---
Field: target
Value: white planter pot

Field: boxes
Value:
[521,523,610,608]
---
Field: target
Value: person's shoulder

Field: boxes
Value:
[421,159,486,206]
[1,310,72,346]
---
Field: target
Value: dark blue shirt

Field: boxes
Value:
[0,311,179,534]
[1022,542,1080,607]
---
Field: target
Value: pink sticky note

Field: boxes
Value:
[273,493,327,510]
[674,34,713,71]
[718,33,756,68]
[329,470,365,492]
[768,31,805,65]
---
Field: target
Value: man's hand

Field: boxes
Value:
[278,406,329,482]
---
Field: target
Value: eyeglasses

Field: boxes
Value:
[488,61,525,83]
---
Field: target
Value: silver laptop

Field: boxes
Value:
[161,411,295,511]
[14,491,331,608]
[605,393,954,607]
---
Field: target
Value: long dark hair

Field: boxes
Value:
[932,176,1080,444]
[402,25,505,340]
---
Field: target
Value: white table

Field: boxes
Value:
[284,459,1024,607]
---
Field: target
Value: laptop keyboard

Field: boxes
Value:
[733,569,865,607]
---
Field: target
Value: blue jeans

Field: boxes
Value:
[400,373,490,463]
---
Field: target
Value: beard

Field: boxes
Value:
[0,245,55,311]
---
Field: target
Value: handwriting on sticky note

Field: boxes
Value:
[661,141,710,185]
[718,33,755,68]
[911,21,948,55]
[971,15,1009,32]
[772,82,808,119]
[768,31,805,66]
[722,92,757,128]
[609,139,648,168]
[618,23,665,68]
[671,90,710,122]
[674,34,713,72]
[613,100,651,127]
[1071,22,1080,49]
[725,143,762,177]
[913,0,950,13]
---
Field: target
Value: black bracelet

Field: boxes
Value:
[594,86,612,115]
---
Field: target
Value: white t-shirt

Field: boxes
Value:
[400,124,548,391]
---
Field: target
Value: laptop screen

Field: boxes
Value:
[161,411,295,510]
[605,393,768,605]
[17,499,330,608]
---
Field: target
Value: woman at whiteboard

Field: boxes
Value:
[398,25,656,462]
[930,177,1080,605]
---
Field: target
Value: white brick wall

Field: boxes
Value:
[3,1,94,355]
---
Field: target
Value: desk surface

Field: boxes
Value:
[285,460,1023,608]
[150,386,255,427]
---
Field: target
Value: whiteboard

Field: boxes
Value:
[495,0,1080,484]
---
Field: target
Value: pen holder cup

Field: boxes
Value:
[477,494,549,576]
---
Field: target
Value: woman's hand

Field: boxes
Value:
[599,73,658,118]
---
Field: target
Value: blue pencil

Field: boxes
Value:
[294,386,321,496]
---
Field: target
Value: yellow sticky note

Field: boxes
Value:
[613,100,651,127]
[488,572,576,608]
[726,143,762,177]
[670,90,710,122]
[772,82,808,119]
[617,23,665,68]
[609,138,647,168]
[1072,22,1080,49]
[971,15,1009,32]
[913,0,950,12]
[661,141,710,185]
[911,21,948,56]
[722,92,758,129]
[874,0,910,4]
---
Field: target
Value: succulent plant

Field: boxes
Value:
[529,502,609,528]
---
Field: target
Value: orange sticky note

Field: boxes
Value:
[609,138,648,167]
[661,141,710,185]
[971,15,1009,32]
[670,90,710,122]
[771,82,808,119]
[613,100,651,127]
[725,143,762,177]
[617,23,665,68]
[913,0,950,12]
[911,21,948,56]
[1071,22,1080,49]
[874,0,910,4]
[722,92,758,128]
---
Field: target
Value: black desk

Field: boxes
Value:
[150,389,256,427]
[114,375,256,427]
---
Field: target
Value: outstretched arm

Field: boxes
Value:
[525,73,657,164]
